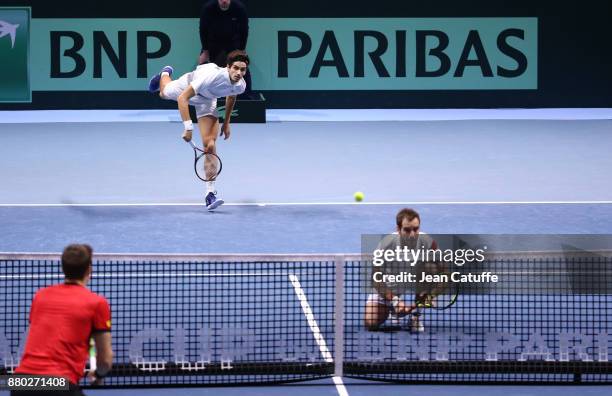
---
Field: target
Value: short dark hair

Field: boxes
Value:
[61,244,93,280]
[396,208,420,227]
[226,50,250,66]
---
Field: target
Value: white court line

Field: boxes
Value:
[1,109,612,123]
[288,274,333,362]
[289,274,348,396]
[1,200,612,207]
[333,375,349,396]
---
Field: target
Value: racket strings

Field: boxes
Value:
[195,153,221,182]
[203,154,220,180]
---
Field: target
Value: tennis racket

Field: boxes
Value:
[188,141,222,182]
[414,268,459,311]
[416,282,459,310]
[89,337,96,371]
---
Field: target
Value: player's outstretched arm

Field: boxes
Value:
[221,95,237,140]
[88,332,113,385]
[178,86,197,141]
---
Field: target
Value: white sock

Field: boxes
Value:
[161,71,169,77]
[206,181,215,194]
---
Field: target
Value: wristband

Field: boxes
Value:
[183,120,194,131]
[391,296,400,309]
[94,369,107,379]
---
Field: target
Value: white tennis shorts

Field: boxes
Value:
[161,73,219,119]
[367,293,391,305]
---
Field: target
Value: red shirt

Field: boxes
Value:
[15,283,111,384]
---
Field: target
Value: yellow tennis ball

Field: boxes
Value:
[354,191,364,202]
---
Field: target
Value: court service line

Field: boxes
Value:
[1,200,612,207]
[1,108,612,123]
[289,274,348,396]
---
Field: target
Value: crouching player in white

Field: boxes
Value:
[148,50,249,210]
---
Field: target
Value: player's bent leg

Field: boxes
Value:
[197,115,224,211]
[410,292,426,332]
[158,72,188,102]
[364,302,389,330]
[197,115,219,154]
[159,74,173,99]
[148,65,174,94]
[410,312,425,333]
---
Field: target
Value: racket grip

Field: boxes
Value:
[89,337,97,371]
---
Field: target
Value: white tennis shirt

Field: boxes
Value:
[189,63,246,101]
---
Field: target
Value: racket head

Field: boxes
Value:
[414,261,459,310]
[426,282,459,310]
[189,141,222,182]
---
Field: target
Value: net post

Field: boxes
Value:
[334,255,345,377]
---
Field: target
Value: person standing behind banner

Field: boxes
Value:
[12,244,113,396]
[199,0,253,99]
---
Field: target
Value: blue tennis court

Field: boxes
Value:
[1,109,612,395]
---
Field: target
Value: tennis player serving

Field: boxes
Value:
[148,50,249,210]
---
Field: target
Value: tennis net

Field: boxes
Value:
[1,251,611,386]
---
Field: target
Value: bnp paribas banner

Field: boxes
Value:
[254,18,537,90]
[0,7,30,102]
[1,14,537,98]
